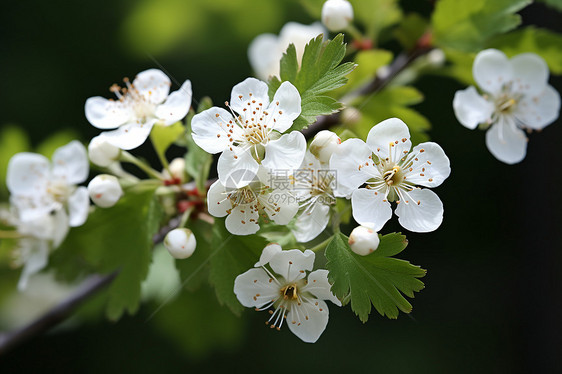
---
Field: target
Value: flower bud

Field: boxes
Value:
[88,136,120,167]
[164,228,196,259]
[348,226,380,256]
[309,130,341,164]
[163,157,187,183]
[88,174,123,208]
[322,0,354,32]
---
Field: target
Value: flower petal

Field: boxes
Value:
[7,153,49,195]
[473,49,512,95]
[453,86,495,130]
[191,107,238,154]
[485,118,527,164]
[255,243,283,267]
[51,209,70,247]
[52,140,89,185]
[351,188,393,231]
[262,131,306,172]
[133,69,171,104]
[304,269,341,306]
[514,85,561,130]
[292,202,330,243]
[230,77,270,115]
[287,298,329,343]
[510,53,549,96]
[395,188,443,232]
[269,249,315,282]
[278,22,325,61]
[225,205,260,235]
[366,118,412,163]
[234,268,280,308]
[404,142,451,188]
[217,147,260,185]
[248,33,281,80]
[17,240,49,291]
[260,189,299,225]
[68,187,89,227]
[330,138,374,198]
[269,81,301,133]
[206,180,231,218]
[154,80,192,125]
[99,120,156,150]
[85,97,132,129]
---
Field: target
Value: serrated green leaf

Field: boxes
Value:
[52,183,163,320]
[432,0,531,52]
[488,26,562,75]
[208,220,267,315]
[280,43,299,83]
[325,232,425,322]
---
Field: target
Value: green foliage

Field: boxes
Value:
[354,0,403,42]
[53,183,163,320]
[432,0,531,52]
[537,0,562,11]
[208,219,267,315]
[394,13,429,50]
[35,130,81,159]
[488,27,562,75]
[325,232,425,322]
[269,34,356,131]
[335,49,393,94]
[150,122,186,163]
[185,98,213,194]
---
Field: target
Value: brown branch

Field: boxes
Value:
[0,43,433,355]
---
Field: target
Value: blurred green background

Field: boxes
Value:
[1,0,561,372]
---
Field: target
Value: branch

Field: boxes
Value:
[0,43,432,355]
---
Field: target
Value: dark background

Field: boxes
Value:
[1,0,561,372]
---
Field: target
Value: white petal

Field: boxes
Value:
[514,85,561,130]
[99,121,156,150]
[485,118,527,164]
[207,180,231,218]
[279,22,326,61]
[473,49,512,95]
[85,96,132,129]
[7,153,49,195]
[248,33,281,80]
[395,188,443,233]
[351,188,393,232]
[262,131,306,171]
[269,249,315,282]
[304,269,341,306]
[292,202,330,243]
[217,147,259,185]
[230,77,270,115]
[52,140,89,185]
[404,142,451,188]
[287,298,329,343]
[17,240,49,291]
[191,107,236,154]
[329,138,374,197]
[68,187,89,227]
[154,80,192,125]
[452,86,495,130]
[133,69,171,104]
[366,118,412,163]
[510,53,549,96]
[10,194,55,223]
[234,268,280,308]
[51,209,70,247]
[269,81,302,133]
[260,189,299,225]
[225,205,260,236]
[255,243,283,267]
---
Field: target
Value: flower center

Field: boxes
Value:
[280,284,299,300]
[46,179,71,203]
[382,165,403,186]
[110,78,155,124]
[228,186,256,207]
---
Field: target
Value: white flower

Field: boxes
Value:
[87,174,123,208]
[453,49,561,164]
[248,22,326,80]
[207,168,299,236]
[348,226,380,256]
[88,135,121,167]
[331,118,451,233]
[191,77,305,183]
[7,140,90,227]
[309,130,342,164]
[322,0,354,32]
[85,69,192,150]
[164,228,196,259]
[290,152,336,243]
[234,244,341,343]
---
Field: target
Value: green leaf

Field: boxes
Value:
[269,34,356,131]
[325,232,425,322]
[537,0,562,11]
[185,99,213,194]
[150,122,186,163]
[36,129,81,158]
[208,219,267,315]
[432,0,531,52]
[394,13,429,50]
[488,26,562,75]
[53,183,163,320]
[354,0,403,42]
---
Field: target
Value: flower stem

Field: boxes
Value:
[0,230,22,239]
[119,151,164,180]
[309,236,334,253]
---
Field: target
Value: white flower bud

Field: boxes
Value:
[309,130,341,164]
[348,226,380,256]
[322,0,354,32]
[163,157,187,183]
[341,107,361,125]
[88,136,120,167]
[88,174,123,208]
[164,228,196,259]
[427,48,446,67]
